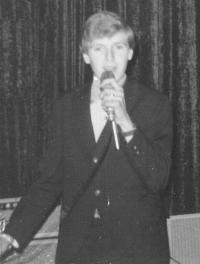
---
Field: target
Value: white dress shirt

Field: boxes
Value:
[90,77,108,142]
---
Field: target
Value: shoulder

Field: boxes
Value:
[51,85,90,117]
[125,78,172,132]
[126,77,171,111]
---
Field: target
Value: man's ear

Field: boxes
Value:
[82,53,90,64]
[128,49,134,61]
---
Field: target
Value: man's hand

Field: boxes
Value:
[0,234,13,258]
[100,78,134,132]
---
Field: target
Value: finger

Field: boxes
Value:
[101,99,123,112]
[101,78,122,92]
[101,90,124,101]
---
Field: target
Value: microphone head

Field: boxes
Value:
[100,71,115,83]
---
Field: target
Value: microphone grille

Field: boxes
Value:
[100,71,115,83]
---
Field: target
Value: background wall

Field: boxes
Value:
[0,0,200,215]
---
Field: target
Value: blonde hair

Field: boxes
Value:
[81,11,135,53]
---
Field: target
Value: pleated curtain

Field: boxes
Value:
[0,0,200,215]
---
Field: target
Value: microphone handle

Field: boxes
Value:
[100,69,120,150]
[107,108,120,150]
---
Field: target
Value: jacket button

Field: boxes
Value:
[93,157,98,163]
[94,189,101,196]
[94,208,101,219]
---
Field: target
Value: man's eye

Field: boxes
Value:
[93,46,103,51]
[116,44,125,50]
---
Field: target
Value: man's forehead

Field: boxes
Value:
[91,32,129,45]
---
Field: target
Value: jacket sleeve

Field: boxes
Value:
[4,98,66,250]
[123,94,173,193]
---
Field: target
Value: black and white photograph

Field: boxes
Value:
[0,1,200,263]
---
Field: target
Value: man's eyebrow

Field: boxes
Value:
[114,41,129,46]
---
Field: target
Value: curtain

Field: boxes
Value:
[0,0,200,215]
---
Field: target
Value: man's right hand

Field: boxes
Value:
[0,234,13,258]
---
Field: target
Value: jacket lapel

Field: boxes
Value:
[71,86,112,163]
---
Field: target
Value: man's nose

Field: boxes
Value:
[105,49,115,64]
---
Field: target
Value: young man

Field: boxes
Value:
[0,11,172,264]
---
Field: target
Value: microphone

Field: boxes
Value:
[100,71,120,150]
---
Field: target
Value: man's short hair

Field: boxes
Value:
[81,11,135,53]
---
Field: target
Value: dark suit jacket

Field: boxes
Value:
[5,77,173,264]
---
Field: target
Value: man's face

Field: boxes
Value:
[83,32,133,82]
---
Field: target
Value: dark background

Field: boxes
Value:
[0,0,200,215]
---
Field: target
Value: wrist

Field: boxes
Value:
[118,115,136,131]
[121,129,136,137]
[121,123,137,143]
[120,118,137,134]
